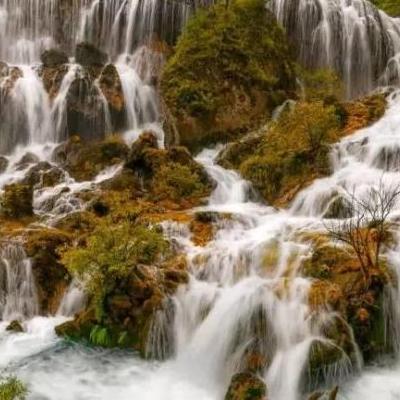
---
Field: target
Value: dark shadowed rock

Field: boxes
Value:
[6,320,24,333]
[15,152,40,170]
[75,42,107,67]
[0,156,9,173]
[41,49,69,67]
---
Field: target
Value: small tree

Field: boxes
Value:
[325,181,400,284]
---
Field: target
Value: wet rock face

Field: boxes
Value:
[98,64,126,130]
[75,42,108,67]
[24,228,71,315]
[224,372,267,400]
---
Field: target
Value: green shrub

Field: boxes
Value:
[0,377,27,400]
[237,101,340,204]
[60,221,169,320]
[371,0,400,16]
[151,162,207,201]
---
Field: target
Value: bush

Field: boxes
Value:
[60,221,169,320]
[238,101,341,204]
[0,377,27,400]
[151,162,208,201]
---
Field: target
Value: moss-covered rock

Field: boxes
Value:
[52,135,129,181]
[55,222,189,354]
[161,0,297,151]
[304,238,392,363]
[1,184,33,219]
[224,372,267,400]
[218,92,387,207]
[124,132,213,206]
[5,320,24,333]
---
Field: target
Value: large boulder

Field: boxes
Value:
[161,0,297,151]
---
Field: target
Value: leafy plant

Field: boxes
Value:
[60,221,169,321]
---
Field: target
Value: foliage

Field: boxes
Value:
[238,101,341,204]
[0,377,27,400]
[151,162,208,201]
[60,221,169,320]
[89,325,112,347]
[371,0,400,16]
[0,184,33,219]
[299,68,344,103]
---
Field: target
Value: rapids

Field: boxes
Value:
[1,91,400,399]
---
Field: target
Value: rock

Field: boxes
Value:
[41,49,69,67]
[24,228,72,314]
[15,152,40,170]
[323,196,353,219]
[0,156,9,173]
[125,131,159,171]
[0,183,33,218]
[21,161,64,188]
[161,0,297,151]
[65,73,109,141]
[6,320,24,333]
[52,135,128,181]
[308,386,339,400]
[0,61,8,78]
[99,169,139,192]
[98,64,125,130]
[224,372,267,400]
[75,42,107,67]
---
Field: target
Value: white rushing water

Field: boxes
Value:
[2,91,400,399]
[3,0,400,399]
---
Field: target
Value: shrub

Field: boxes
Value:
[151,162,207,201]
[60,221,169,320]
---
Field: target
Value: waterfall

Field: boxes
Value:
[0,243,39,321]
[269,0,400,98]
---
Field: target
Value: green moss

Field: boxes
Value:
[161,0,296,150]
[371,0,400,16]
[0,377,27,400]
[0,184,33,218]
[234,101,341,205]
[152,162,209,201]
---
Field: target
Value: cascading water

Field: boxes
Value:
[3,1,400,399]
[0,243,38,321]
[269,0,400,98]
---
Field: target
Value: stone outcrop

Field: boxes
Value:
[161,0,297,151]
[224,372,267,400]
